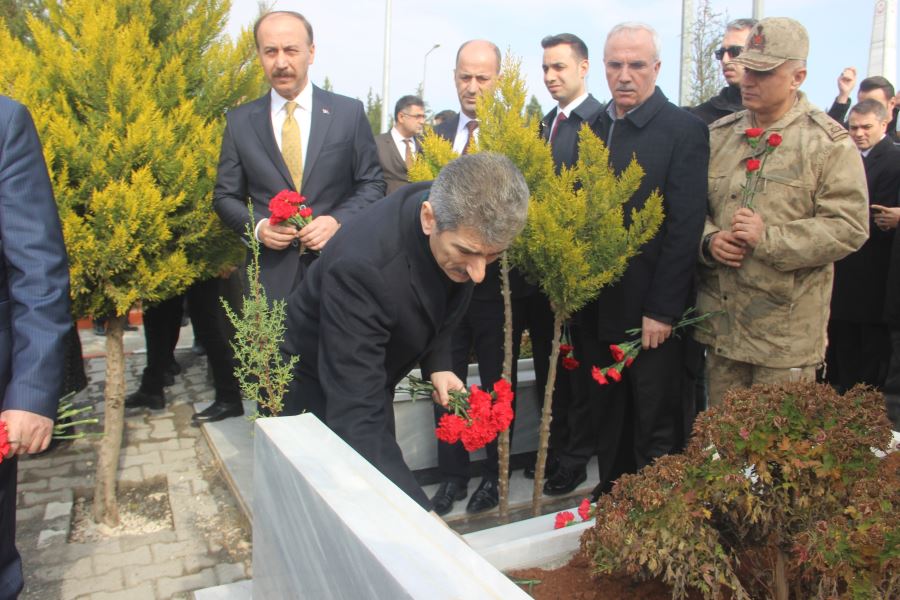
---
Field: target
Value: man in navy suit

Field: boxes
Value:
[0,96,71,599]
[281,153,529,510]
[213,10,384,304]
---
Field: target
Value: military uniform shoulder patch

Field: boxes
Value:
[809,110,848,141]
[709,110,745,131]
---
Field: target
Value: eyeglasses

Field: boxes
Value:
[714,46,743,60]
[401,112,426,120]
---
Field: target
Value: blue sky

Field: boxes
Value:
[227,1,898,123]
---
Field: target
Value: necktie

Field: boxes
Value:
[462,120,479,155]
[404,138,414,169]
[549,112,567,143]
[282,101,303,191]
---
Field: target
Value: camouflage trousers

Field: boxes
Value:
[706,352,817,408]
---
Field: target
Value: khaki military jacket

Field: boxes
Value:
[695,93,869,368]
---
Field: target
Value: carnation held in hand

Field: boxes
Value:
[403,376,515,453]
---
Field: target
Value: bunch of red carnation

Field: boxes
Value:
[268,189,313,229]
[741,129,783,209]
[435,379,515,452]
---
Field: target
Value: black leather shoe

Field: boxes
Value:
[191,402,244,425]
[162,361,182,387]
[430,481,467,516]
[125,390,165,410]
[524,455,560,480]
[466,478,499,514]
[543,465,587,496]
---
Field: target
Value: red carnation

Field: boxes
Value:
[554,511,575,529]
[435,414,466,444]
[490,401,514,433]
[460,421,497,452]
[492,379,514,404]
[268,196,297,225]
[746,158,761,172]
[591,366,608,385]
[767,133,782,147]
[298,205,313,219]
[609,344,625,362]
[561,356,580,371]
[745,127,763,138]
[0,420,9,461]
[607,367,622,382]
[578,498,592,521]
[625,357,634,368]
[559,344,574,358]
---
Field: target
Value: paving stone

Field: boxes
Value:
[138,439,181,453]
[124,558,184,587]
[43,501,73,521]
[116,466,143,482]
[15,504,44,521]
[60,567,124,597]
[48,475,91,492]
[191,478,209,495]
[27,463,74,479]
[150,539,208,563]
[118,451,161,469]
[214,562,248,585]
[183,554,218,573]
[160,449,196,465]
[156,566,217,598]
[33,539,123,564]
[34,556,93,582]
[87,582,154,600]
[37,529,67,548]
[16,480,49,493]
[92,546,151,575]
[118,529,178,551]
[21,489,73,507]
[179,438,197,449]
[140,463,171,479]
[150,420,176,440]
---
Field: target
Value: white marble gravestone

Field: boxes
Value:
[253,415,531,599]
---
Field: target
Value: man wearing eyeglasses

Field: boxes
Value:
[375,95,426,195]
[690,18,757,125]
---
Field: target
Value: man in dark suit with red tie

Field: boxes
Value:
[374,95,425,195]
[429,39,507,516]
[213,11,384,305]
[0,96,71,600]
[520,33,604,482]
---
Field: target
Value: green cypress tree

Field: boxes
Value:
[0,0,263,525]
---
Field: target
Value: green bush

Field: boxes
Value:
[582,382,898,599]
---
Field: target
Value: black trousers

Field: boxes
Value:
[561,328,684,492]
[826,319,891,392]
[139,277,241,405]
[434,290,569,485]
[0,458,21,600]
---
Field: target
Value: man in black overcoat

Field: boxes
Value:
[544,23,709,498]
[281,153,529,511]
[828,99,900,390]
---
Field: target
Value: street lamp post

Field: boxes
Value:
[421,43,440,103]
[380,0,392,134]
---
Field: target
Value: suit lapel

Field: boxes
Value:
[250,95,295,190]
[304,85,332,189]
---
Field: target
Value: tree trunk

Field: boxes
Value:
[498,253,513,519]
[92,314,126,526]
[532,311,563,516]
[774,548,790,600]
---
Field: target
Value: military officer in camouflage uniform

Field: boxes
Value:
[694,17,869,406]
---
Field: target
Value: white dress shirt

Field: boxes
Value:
[390,126,416,160]
[452,112,478,155]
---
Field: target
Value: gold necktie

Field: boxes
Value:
[282,101,303,191]
[404,138,414,169]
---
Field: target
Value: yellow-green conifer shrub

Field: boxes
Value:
[0,0,262,525]
[412,56,664,515]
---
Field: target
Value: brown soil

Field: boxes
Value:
[508,553,704,600]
